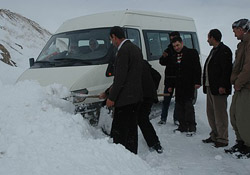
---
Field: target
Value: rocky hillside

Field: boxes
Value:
[0,9,51,68]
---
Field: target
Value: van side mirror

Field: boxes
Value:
[29,58,34,67]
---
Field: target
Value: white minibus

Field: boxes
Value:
[17,10,200,115]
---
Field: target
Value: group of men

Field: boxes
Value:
[202,19,250,159]
[100,18,250,158]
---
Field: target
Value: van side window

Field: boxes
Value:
[179,32,200,54]
[126,28,141,49]
[191,33,200,54]
[143,31,170,61]
[180,33,193,49]
[160,33,170,51]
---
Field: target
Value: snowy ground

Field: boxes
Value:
[0,61,250,175]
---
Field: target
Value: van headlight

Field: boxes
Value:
[72,88,88,104]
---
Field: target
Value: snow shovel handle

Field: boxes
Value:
[157,93,171,97]
[62,93,170,101]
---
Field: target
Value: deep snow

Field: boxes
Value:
[0,58,250,175]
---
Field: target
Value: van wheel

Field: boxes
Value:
[192,89,198,105]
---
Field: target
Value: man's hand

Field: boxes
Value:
[195,84,201,89]
[234,85,241,91]
[162,51,168,58]
[168,87,173,92]
[219,87,226,94]
[106,99,114,107]
[99,92,107,99]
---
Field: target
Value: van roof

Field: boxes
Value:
[55,10,196,34]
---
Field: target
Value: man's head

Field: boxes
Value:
[207,29,222,47]
[169,31,180,41]
[109,26,125,47]
[232,19,250,40]
[89,38,99,51]
[69,42,79,54]
[171,36,183,53]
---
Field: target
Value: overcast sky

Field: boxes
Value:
[1,0,250,56]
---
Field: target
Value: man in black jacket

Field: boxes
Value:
[158,31,180,125]
[168,36,201,134]
[105,26,143,154]
[202,29,233,147]
[137,60,163,153]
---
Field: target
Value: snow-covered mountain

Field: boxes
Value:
[0,9,51,68]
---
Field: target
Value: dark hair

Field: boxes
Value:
[208,29,222,42]
[171,36,182,43]
[169,31,180,37]
[109,26,125,39]
[232,19,249,30]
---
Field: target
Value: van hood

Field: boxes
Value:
[17,66,96,91]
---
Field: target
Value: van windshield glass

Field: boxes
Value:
[36,28,116,67]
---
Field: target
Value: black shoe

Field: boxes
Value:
[202,137,215,144]
[186,131,196,137]
[158,120,166,125]
[239,145,250,154]
[214,142,228,148]
[224,141,245,154]
[152,142,163,154]
[188,126,196,133]
[236,152,250,159]
[173,127,187,133]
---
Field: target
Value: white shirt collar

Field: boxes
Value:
[118,39,128,51]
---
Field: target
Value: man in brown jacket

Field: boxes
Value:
[225,19,250,158]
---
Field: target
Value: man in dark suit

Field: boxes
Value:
[168,36,202,135]
[158,31,180,126]
[202,29,232,148]
[106,26,143,154]
[137,60,163,153]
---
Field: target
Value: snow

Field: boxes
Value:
[0,62,156,175]
[0,10,250,173]
[1,60,250,175]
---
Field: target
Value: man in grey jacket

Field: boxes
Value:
[104,26,143,154]
[225,19,250,158]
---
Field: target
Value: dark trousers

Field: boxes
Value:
[175,99,196,132]
[111,103,139,154]
[138,100,160,147]
[161,86,178,122]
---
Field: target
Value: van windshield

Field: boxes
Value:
[35,28,116,67]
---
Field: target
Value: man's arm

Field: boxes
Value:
[235,42,250,90]
[192,49,202,86]
[159,47,172,65]
[219,46,233,93]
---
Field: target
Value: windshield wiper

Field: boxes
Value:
[35,60,52,63]
[54,58,93,65]
[34,61,55,66]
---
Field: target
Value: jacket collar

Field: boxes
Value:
[243,32,250,43]
[118,39,129,51]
